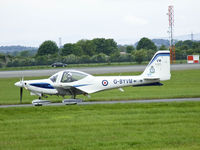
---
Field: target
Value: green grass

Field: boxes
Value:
[0,102,200,150]
[0,69,200,105]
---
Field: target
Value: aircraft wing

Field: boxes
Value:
[53,84,94,95]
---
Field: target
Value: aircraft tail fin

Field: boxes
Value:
[141,50,171,81]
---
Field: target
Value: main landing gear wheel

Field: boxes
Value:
[62,99,82,105]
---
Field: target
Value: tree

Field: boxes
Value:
[104,39,118,55]
[0,54,6,63]
[183,40,193,48]
[180,45,189,50]
[175,40,193,50]
[146,49,155,61]
[110,50,120,62]
[61,43,83,56]
[19,50,30,57]
[175,41,184,48]
[37,40,59,56]
[62,54,79,64]
[92,38,118,55]
[92,38,106,54]
[91,53,108,63]
[159,45,167,50]
[61,43,73,56]
[192,42,199,49]
[35,55,48,65]
[72,44,83,56]
[77,40,96,56]
[133,49,147,64]
[175,49,186,60]
[80,55,91,63]
[0,54,6,67]
[136,37,157,50]
[126,45,135,53]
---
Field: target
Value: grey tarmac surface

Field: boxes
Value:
[0,98,200,108]
[0,63,200,78]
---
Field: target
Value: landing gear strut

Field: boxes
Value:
[69,89,76,99]
[62,90,82,105]
[71,94,76,99]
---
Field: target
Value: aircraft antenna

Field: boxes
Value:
[168,5,175,64]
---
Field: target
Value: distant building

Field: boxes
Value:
[120,52,126,55]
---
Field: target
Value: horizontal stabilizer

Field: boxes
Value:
[133,82,163,87]
[143,77,160,80]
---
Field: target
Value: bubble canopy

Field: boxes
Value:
[49,70,89,83]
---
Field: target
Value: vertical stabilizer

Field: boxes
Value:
[142,51,171,81]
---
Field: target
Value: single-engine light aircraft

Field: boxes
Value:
[15,51,170,105]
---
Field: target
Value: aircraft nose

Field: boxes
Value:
[14,81,23,87]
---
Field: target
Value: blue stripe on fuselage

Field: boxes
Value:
[30,83,54,89]
[73,84,90,87]
[149,53,170,65]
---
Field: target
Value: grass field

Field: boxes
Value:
[0,102,200,150]
[0,69,200,105]
[0,69,200,150]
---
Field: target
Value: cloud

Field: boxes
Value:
[123,15,148,25]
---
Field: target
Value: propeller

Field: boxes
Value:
[19,77,24,104]
[15,77,26,104]
[20,87,23,103]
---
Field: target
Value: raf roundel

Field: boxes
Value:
[102,80,108,86]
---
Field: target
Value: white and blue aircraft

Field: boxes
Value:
[15,50,170,105]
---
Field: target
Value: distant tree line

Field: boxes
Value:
[175,40,200,60]
[1,37,200,68]
[37,38,118,57]
[0,45,36,52]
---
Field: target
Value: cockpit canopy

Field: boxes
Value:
[50,70,88,83]
[50,74,58,82]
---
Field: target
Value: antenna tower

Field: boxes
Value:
[59,37,62,48]
[168,5,175,64]
[191,32,194,41]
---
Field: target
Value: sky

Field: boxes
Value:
[0,0,200,47]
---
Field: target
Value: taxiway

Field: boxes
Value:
[0,63,200,78]
[0,98,200,108]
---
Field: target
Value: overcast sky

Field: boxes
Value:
[0,0,200,47]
